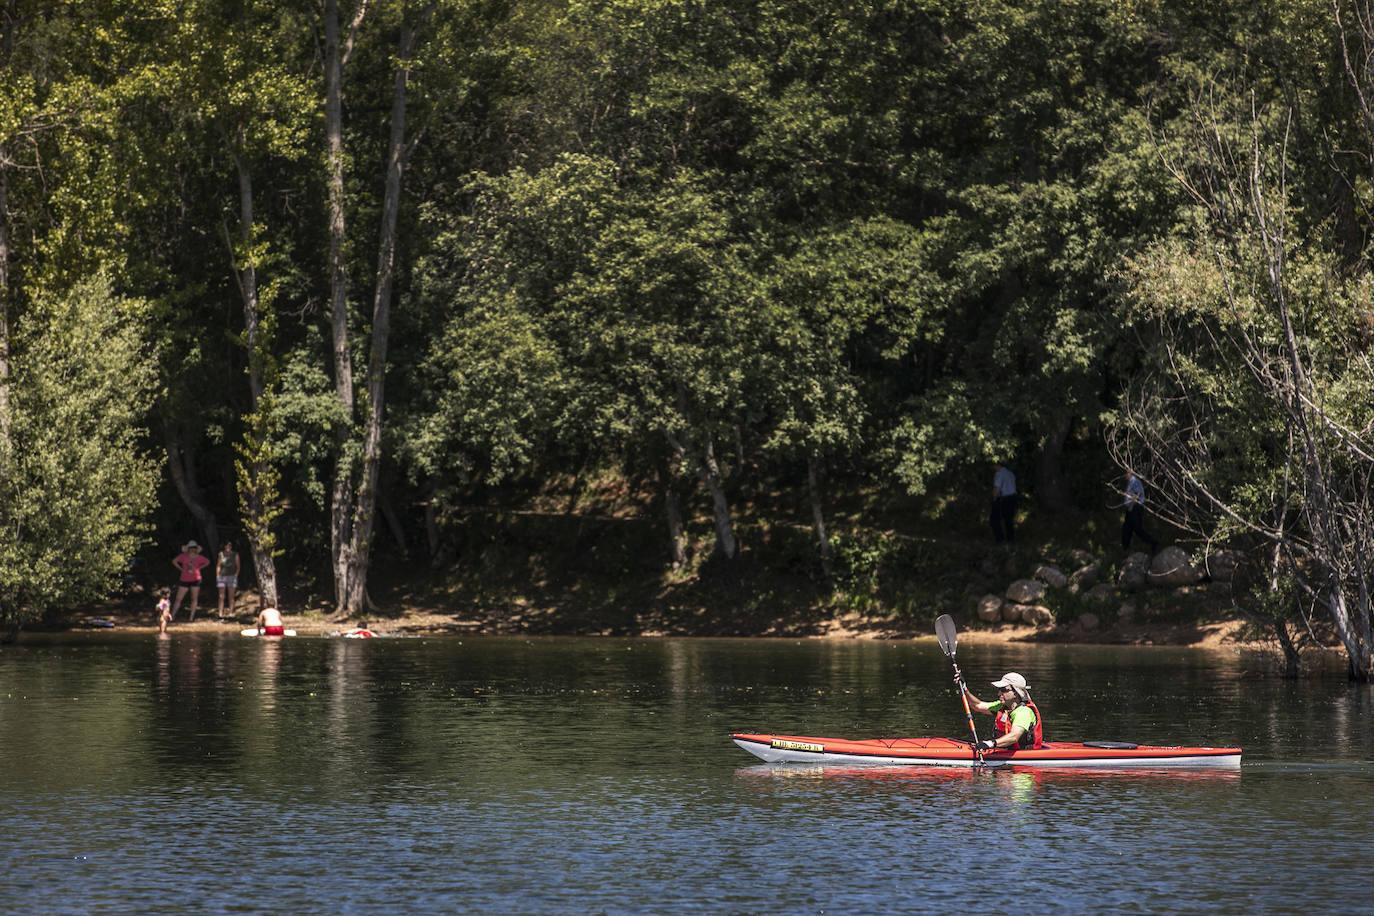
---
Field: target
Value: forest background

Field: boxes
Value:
[1,0,1372,676]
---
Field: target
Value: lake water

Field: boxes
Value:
[1,632,1371,914]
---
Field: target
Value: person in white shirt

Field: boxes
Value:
[990,461,1018,544]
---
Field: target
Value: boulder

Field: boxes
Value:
[1001,602,1025,622]
[1022,605,1055,627]
[1068,548,1095,567]
[1117,602,1137,622]
[1119,552,1151,590]
[1147,546,1204,587]
[1069,562,1101,587]
[1084,583,1116,603]
[1077,612,1100,632]
[1034,565,1068,589]
[976,594,1004,623]
[1006,578,1046,604]
[1203,549,1243,583]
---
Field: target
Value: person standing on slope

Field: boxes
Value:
[1121,470,1160,554]
[990,461,1018,544]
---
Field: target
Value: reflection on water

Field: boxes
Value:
[0,633,1370,915]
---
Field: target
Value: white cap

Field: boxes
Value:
[991,672,1029,700]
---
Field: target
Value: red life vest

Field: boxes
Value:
[994,698,1043,749]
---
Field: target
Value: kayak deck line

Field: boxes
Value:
[732,733,1242,769]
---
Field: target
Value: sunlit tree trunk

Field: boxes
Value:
[660,459,688,568]
[665,429,736,561]
[340,18,417,615]
[325,1,424,616]
[227,148,279,608]
[325,0,360,613]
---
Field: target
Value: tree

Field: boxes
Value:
[1115,38,1374,678]
[434,156,765,563]
[181,0,318,608]
[0,276,159,635]
[0,2,181,635]
[760,218,935,576]
[324,0,447,614]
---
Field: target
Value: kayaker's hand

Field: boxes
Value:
[979,739,997,751]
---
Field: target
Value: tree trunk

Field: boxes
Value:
[664,428,737,560]
[378,476,409,558]
[1327,581,1372,682]
[424,487,442,564]
[162,420,218,553]
[227,147,280,609]
[699,438,737,560]
[1273,618,1301,680]
[1035,414,1071,512]
[339,19,416,616]
[325,0,358,612]
[807,455,833,579]
[659,460,687,568]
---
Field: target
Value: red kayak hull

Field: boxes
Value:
[732,733,1241,769]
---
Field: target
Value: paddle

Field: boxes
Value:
[935,614,985,765]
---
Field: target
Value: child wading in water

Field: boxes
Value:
[156,592,172,634]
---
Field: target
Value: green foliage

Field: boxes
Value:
[271,336,352,513]
[234,284,283,559]
[404,299,567,486]
[0,276,159,626]
[414,154,767,481]
[3,0,1371,633]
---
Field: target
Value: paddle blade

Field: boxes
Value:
[935,614,958,657]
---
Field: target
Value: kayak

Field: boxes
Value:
[732,733,1242,769]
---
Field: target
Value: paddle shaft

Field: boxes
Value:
[952,664,986,764]
[935,615,985,764]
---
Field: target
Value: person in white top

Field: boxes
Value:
[990,461,1018,544]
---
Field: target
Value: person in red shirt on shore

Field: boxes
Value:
[170,541,210,621]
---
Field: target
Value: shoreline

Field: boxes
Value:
[62,598,1279,653]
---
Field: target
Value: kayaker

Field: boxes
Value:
[957,672,1043,750]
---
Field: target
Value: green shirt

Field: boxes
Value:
[989,700,1036,733]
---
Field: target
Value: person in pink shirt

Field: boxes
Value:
[171,541,211,621]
